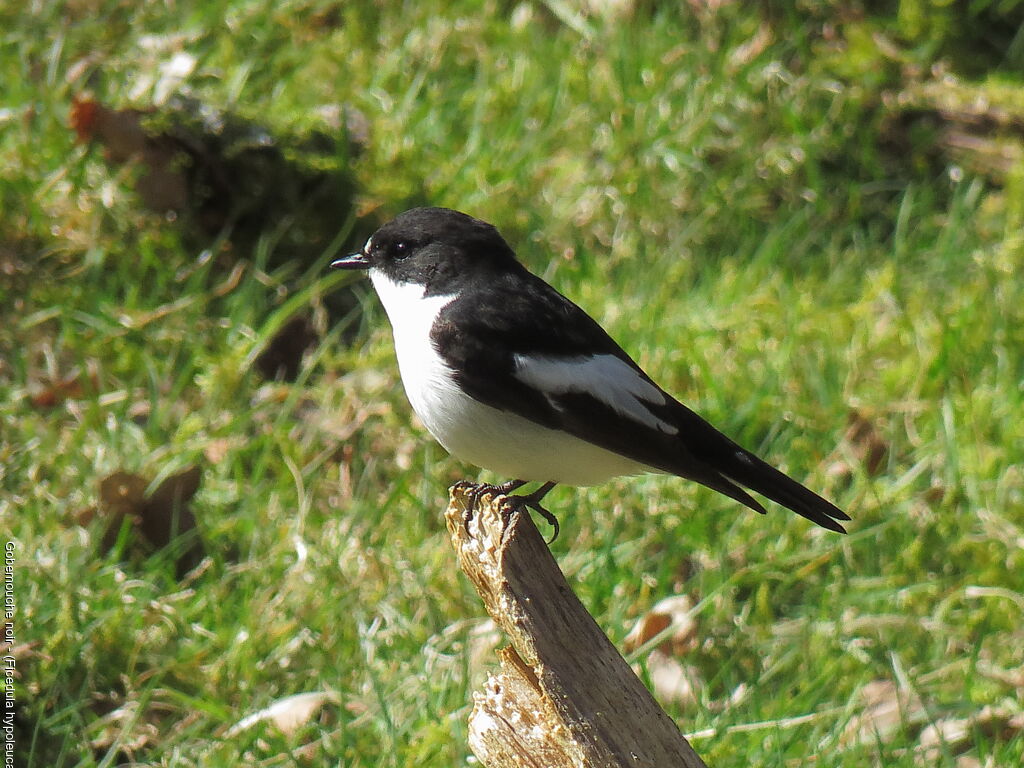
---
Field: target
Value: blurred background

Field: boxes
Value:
[2,1,1023,766]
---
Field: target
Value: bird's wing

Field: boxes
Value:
[430,267,659,432]
[433,268,849,532]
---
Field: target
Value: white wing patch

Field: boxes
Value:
[513,353,679,435]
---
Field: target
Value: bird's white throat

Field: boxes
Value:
[368,269,459,428]
[368,269,457,339]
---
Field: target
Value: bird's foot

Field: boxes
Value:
[456,480,561,542]
[458,479,528,533]
[506,481,560,543]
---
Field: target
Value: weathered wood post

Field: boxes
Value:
[445,484,709,768]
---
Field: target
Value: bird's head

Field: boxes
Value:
[331,207,518,293]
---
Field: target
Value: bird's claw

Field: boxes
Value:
[506,494,560,543]
[459,479,560,538]
[458,480,518,534]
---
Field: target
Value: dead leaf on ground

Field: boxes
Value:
[623,594,699,656]
[915,706,1024,765]
[827,408,890,480]
[224,691,337,738]
[202,437,234,464]
[644,651,703,707]
[70,96,189,212]
[96,471,149,543]
[577,0,637,19]
[0,642,42,666]
[846,409,889,476]
[96,465,205,578]
[143,465,203,572]
[87,700,159,758]
[840,679,927,748]
[729,21,773,70]
[28,366,99,409]
[623,595,705,707]
[253,315,319,382]
[978,660,1024,690]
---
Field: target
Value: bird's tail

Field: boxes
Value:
[716,448,849,532]
[676,416,850,533]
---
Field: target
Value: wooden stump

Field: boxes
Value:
[445,484,709,768]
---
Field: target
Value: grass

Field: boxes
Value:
[3,1,1023,766]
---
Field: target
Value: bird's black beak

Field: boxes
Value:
[330,251,370,270]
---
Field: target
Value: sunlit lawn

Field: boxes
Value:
[3,2,1022,766]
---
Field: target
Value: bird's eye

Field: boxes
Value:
[393,241,409,259]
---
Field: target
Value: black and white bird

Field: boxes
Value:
[331,207,849,536]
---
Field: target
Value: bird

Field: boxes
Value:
[331,207,849,537]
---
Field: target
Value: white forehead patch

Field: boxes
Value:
[363,235,374,254]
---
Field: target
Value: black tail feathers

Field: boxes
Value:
[715,446,850,532]
[672,409,850,533]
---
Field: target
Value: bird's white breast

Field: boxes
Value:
[368,270,648,485]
